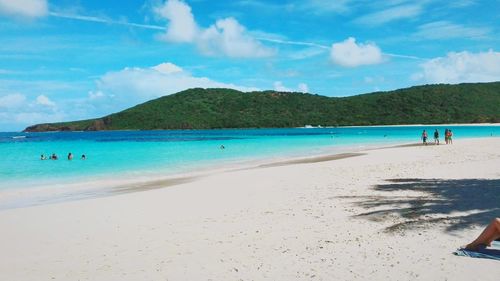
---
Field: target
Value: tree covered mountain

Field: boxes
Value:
[24,82,500,132]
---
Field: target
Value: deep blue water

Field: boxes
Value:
[1,126,499,190]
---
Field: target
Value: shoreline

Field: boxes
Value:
[0,138,418,210]
[0,137,499,280]
[13,122,500,134]
[336,122,500,128]
[0,136,490,211]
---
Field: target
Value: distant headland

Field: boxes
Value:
[24,82,500,132]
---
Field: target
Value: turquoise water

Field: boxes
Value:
[1,126,499,190]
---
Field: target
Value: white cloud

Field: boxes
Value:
[288,47,327,60]
[354,4,421,25]
[330,37,383,67]
[0,92,65,130]
[198,17,274,57]
[48,11,166,30]
[88,90,104,100]
[154,0,197,42]
[89,62,259,112]
[273,81,291,92]
[413,50,500,84]
[298,83,309,93]
[273,81,309,93]
[414,21,490,40]
[0,0,48,18]
[0,93,26,108]
[13,111,64,125]
[151,62,183,74]
[36,94,56,107]
[154,0,274,58]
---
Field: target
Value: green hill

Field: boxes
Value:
[24,82,500,132]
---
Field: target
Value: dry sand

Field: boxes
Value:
[0,138,499,280]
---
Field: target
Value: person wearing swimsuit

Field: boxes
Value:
[421,130,428,145]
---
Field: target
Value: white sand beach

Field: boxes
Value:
[0,138,499,280]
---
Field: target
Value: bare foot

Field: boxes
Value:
[465,243,486,251]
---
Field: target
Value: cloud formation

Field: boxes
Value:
[0,93,26,108]
[298,83,309,93]
[0,92,64,130]
[0,0,48,18]
[154,0,274,58]
[413,50,500,84]
[353,4,421,25]
[414,21,490,40]
[273,81,309,93]
[330,37,383,67]
[154,0,197,42]
[36,94,56,107]
[87,62,259,112]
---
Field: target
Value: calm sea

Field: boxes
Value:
[1,125,499,192]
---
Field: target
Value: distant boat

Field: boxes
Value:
[12,136,26,139]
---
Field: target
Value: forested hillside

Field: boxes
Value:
[24,82,500,132]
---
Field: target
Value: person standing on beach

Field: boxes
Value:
[421,130,428,145]
[444,129,449,144]
[434,129,440,145]
[448,130,453,144]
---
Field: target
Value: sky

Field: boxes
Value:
[0,0,499,131]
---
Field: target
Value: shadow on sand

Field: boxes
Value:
[351,178,500,233]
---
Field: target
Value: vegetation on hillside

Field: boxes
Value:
[24,82,500,132]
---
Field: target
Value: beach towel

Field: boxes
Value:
[454,241,500,261]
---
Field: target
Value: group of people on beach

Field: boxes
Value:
[421,128,453,145]
[417,129,500,252]
[41,153,86,160]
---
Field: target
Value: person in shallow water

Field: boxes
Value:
[81,154,86,160]
[40,154,47,160]
[67,152,73,160]
[465,218,500,250]
[50,153,58,160]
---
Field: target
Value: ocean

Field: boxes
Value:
[0,125,499,196]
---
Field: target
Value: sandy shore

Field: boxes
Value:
[0,138,499,280]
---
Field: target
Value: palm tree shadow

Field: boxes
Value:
[352,178,500,233]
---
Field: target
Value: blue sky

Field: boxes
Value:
[0,0,499,131]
